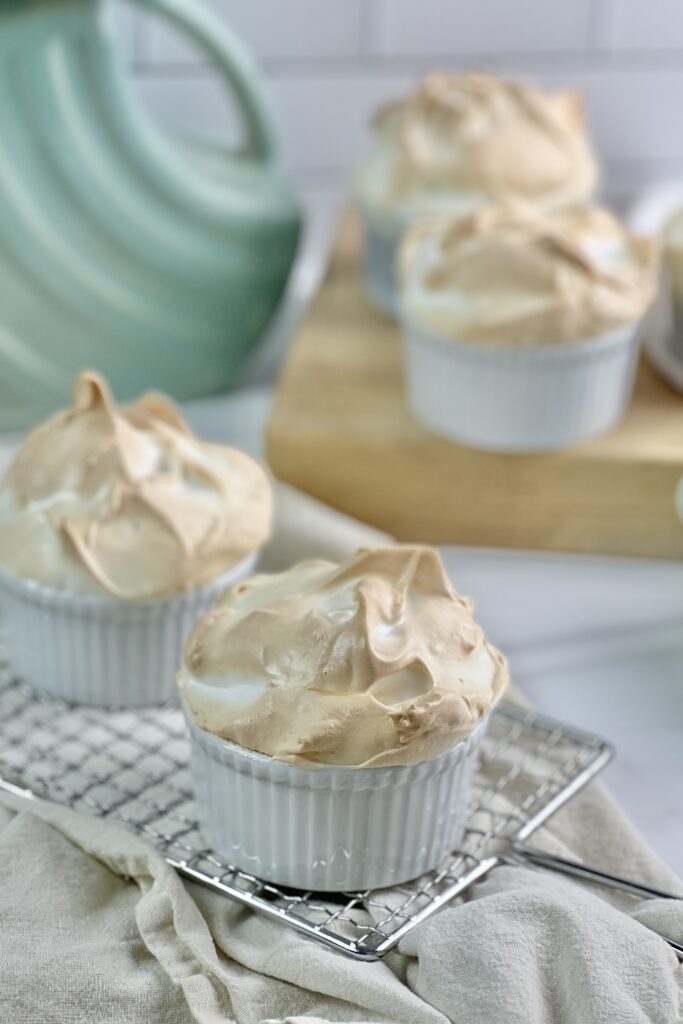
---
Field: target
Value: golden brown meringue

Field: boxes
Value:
[357,72,599,217]
[400,204,658,345]
[0,372,272,600]
[179,545,508,767]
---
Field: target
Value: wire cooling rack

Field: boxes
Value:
[0,661,613,960]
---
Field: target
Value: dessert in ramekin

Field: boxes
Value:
[355,71,600,315]
[399,204,658,452]
[179,544,508,890]
[0,372,272,705]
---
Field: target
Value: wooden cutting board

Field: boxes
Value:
[266,213,683,559]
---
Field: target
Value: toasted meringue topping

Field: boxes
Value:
[356,72,599,218]
[179,545,508,767]
[400,204,658,344]
[0,372,272,600]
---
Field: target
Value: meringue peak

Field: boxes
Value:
[0,371,272,600]
[357,71,599,218]
[400,203,658,345]
[179,545,508,767]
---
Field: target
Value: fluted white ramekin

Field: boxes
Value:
[0,552,257,707]
[401,315,645,453]
[184,708,487,891]
[359,203,405,317]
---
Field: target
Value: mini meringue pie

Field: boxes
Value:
[399,204,659,452]
[0,371,272,705]
[179,544,508,889]
[355,71,600,314]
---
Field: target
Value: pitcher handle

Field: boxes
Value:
[128,0,279,163]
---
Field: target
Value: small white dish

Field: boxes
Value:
[185,707,487,892]
[0,551,258,707]
[402,316,645,453]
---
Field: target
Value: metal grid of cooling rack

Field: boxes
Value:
[0,661,613,960]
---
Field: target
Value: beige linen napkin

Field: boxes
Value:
[0,483,681,1024]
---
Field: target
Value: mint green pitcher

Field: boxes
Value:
[0,0,301,428]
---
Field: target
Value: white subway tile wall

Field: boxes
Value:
[606,0,683,51]
[145,0,366,62]
[370,0,594,56]
[105,0,683,198]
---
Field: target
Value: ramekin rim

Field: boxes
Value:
[0,548,259,609]
[182,700,488,780]
[399,310,645,359]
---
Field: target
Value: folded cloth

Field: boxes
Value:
[0,483,681,1024]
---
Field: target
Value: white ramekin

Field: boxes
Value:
[359,202,405,317]
[184,709,487,891]
[401,315,645,453]
[0,551,257,707]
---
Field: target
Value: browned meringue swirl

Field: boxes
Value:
[179,545,508,767]
[357,72,599,216]
[0,372,272,600]
[400,203,659,344]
